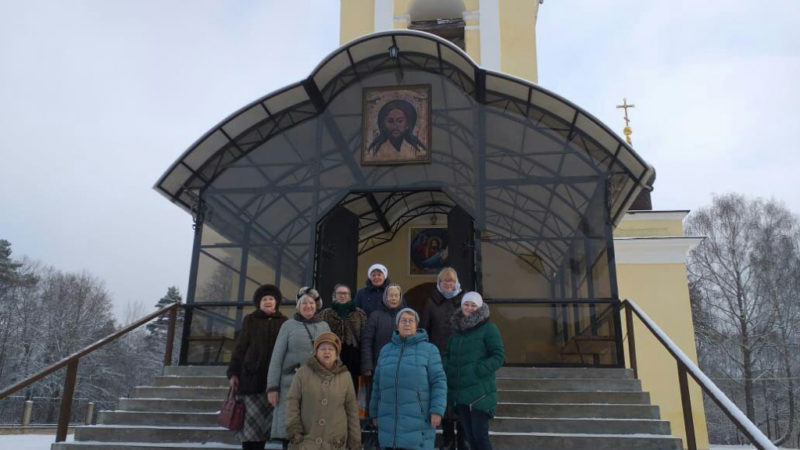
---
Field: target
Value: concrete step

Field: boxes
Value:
[496,377,642,391]
[74,425,237,444]
[52,443,241,450]
[497,402,660,419]
[119,398,220,412]
[489,431,682,450]
[98,410,218,426]
[163,365,227,377]
[131,386,228,400]
[497,367,633,379]
[498,389,650,404]
[152,375,228,388]
[492,416,671,434]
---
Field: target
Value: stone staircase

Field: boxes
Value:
[490,366,682,450]
[52,365,683,450]
[52,365,238,450]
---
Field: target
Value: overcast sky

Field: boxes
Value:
[1,1,798,320]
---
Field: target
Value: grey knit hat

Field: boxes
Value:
[395,307,419,327]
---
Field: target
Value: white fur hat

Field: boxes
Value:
[367,263,388,279]
[461,291,484,308]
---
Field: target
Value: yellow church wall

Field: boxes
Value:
[616,263,710,450]
[463,1,481,64]
[340,0,374,45]
[498,0,538,83]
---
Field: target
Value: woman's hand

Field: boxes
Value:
[430,413,442,427]
[228,376,239,392]
[268,391,279,406]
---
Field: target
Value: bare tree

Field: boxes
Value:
[687,194,800,444]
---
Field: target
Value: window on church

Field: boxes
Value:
[408,18,465,50]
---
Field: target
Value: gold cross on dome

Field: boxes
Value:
[616,98,635,144]
[616,97,635,127]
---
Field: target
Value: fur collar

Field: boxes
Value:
[450,303,490,333]
[253,309,284,320]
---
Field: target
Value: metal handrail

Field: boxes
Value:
[0,301,181,442]
[622,298,776,450]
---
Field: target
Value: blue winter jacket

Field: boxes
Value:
[369,329,447,449]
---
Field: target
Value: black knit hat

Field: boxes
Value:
[253,284,283,309]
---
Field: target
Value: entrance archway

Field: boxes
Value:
[314,190,475,310]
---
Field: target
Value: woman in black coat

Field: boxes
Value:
[360,283,405,377]
[420,267,467,450]
[227,284,288,450]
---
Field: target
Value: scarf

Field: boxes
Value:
[437,280,462,299]
[294,312,322,323]
[331,300,356,318]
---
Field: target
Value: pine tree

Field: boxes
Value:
[146,286,183,338]
[0,239,36,287]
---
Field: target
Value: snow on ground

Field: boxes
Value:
[0,433,72,449]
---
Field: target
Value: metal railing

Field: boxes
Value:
[622,298,776,450]
[0,302,181,442]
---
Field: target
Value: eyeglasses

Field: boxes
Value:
[398,318,416,325]
[335,291,351,296]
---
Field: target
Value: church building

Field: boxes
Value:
[156,1,709,447]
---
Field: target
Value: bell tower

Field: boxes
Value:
[339,0,541,83]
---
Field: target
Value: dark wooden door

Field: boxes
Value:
[315,206,359,308]
[447,205,475,291]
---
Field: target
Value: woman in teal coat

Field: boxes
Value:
[443,292,505,450]
[369,308,447,449]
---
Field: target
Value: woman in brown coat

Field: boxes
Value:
[227,284,288,450]
[286,332,361,450]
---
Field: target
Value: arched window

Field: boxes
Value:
[408,0,466,50]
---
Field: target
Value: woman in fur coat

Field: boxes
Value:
[318,283,367,390]
[226,284,288,450]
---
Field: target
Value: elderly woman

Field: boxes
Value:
[319,283,367,390]
[267,287,331,448]
[285,332,361,450]
[354,263,392,317]
[419,267,465,450]
[360,283,405,377]
[226,284,288,450]
[370,307,447,449]
[444,292,505,450]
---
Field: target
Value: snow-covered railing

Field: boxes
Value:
[622,298,776,450]
[0,301,181,443]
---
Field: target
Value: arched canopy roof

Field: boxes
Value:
[156,31,655,285]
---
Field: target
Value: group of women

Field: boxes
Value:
[226,264,505,450]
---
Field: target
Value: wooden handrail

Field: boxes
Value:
[0,301,181,441]
[622,299,776,450]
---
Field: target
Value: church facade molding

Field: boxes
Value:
[614,236,703,264]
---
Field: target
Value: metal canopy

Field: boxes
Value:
[156,30,655,288]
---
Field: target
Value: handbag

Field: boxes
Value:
[217,387,245,430]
